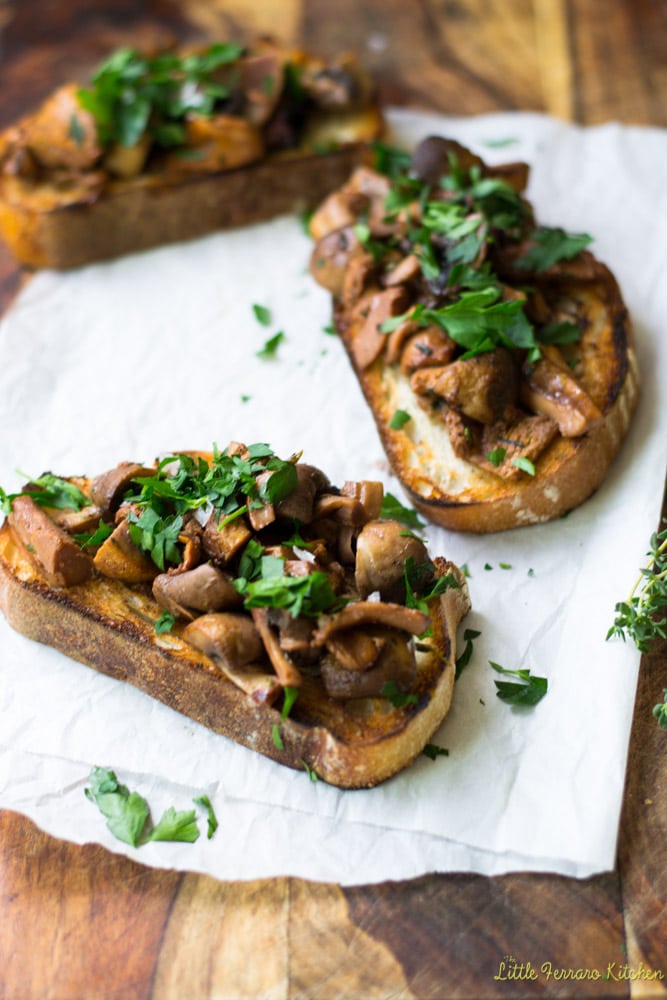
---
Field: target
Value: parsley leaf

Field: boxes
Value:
[381,680,418,708]
[84,766,149,847]
[256,331,285,359]
[423,743,449,760]
[237,561,340,618]
[15,472,90,511]
[455,627,481,678]
[380,492,424,529]
[252,303,272,326]
[516,226,593,272]
[513,456,536,476]
[193,794,219,839]
[389,409,412,430]
[653,690,667,730]
[74,520,114,549]
[155,610,176,634]
[147,807,200,844]
[490,662,548,706]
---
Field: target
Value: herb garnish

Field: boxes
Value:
[256,331,285,359]
[379,492,424,529]
[193,794,219,839]
[84,766,214,847]
[74,520,114,550]
[381,679,418,708]
[389,408,412,430]
[1,472,90,514]
[423,743,449,760]
[77,44,243,149]
[252,303,272,326]
[516,226,593,272]
[653,691,667,730]
[455,627,481,678]
[607,524,667,653]
[490,662,548,706]
[155,610,176,634]
[122,445,298,570]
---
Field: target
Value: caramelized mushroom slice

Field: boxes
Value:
[89,462,154,521]
[275,464,328,524]
[309,226,360,296]
[202,512,251,564]
[411,348,519,425]
[8,494,93,586]
[348,285,412,371]
[153,563,241,621]
[165,115,264,175]
[250,607,303,688]
[354,519,430,601]
[93,519,157,583]
[340,480,384,520]
[315,601,429,643]
[183,612,281,705]
[320,629,417,699]
[24,83,101,171]
[520,350,603,437]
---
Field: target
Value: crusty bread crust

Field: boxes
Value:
[0,145,375,270]
[334,259,640,533]
[0,520,470,788]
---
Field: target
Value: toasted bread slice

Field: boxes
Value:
[0,41,383,269]
[0,449,470,788]
[309,139,639,532]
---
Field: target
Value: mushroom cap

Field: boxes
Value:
[354,519,430,601]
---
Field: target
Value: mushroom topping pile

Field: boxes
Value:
[3,444,459,712]
[0,40,381,192]
[309,136,606,481]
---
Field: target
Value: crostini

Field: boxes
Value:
[309,136,640,532]
[0,39,383,269]
[0,443,470,788]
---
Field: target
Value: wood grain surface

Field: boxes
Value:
[0,2,666,998]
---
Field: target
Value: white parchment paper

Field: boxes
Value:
[1,110,666,884]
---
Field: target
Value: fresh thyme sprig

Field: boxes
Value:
[607,523,667,653]
[608,523,667,732]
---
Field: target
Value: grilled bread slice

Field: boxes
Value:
[0,445,470,789]
[0,40,383,269]
[309,137,639,533]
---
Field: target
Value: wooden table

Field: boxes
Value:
[1,2,666,997]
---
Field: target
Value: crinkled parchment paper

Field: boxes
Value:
[0,110,665,884]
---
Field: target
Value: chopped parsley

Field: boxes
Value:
[84,766,211,847]
[381,679,418,708]
[252,303,272,326]
[77,43,244,149]
[423,743,449,760]
[193,794,219,839]
[155,610,176,634]
[516,226,593,272]
[513,456,536,476]
[490,662,548,706]
[455,627,481,678]
[389,408,412,430]
[256,331,285,359]
[379,492,424,530]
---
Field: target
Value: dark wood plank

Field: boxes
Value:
[0,1,665,997]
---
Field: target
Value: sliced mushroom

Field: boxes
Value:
[340,480,384,520]
[275,464,328,524]
[313,493,367,526]
[165,115,264,175]
[315,601,429,643]
[46,504,104,536]
[320,629,417,699]
[348,285,412,370]
[89,462,154,521]
[309,226,360,296]
[399,326,458,374]
[411,348,519,425]
[250,607,303,688]
[153,563,241,621]
[323,629,386,672]
[383,253,421,288]
[520,350,603,437]
[24,83,101,171]
[239,51,284,125]
[8,494,93,586]
[411,136,485,186]
[354,519,430,601]
[183,612,282,705]
[202,511,251,564]
[309,188,369,241]
[93,518,157,583]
